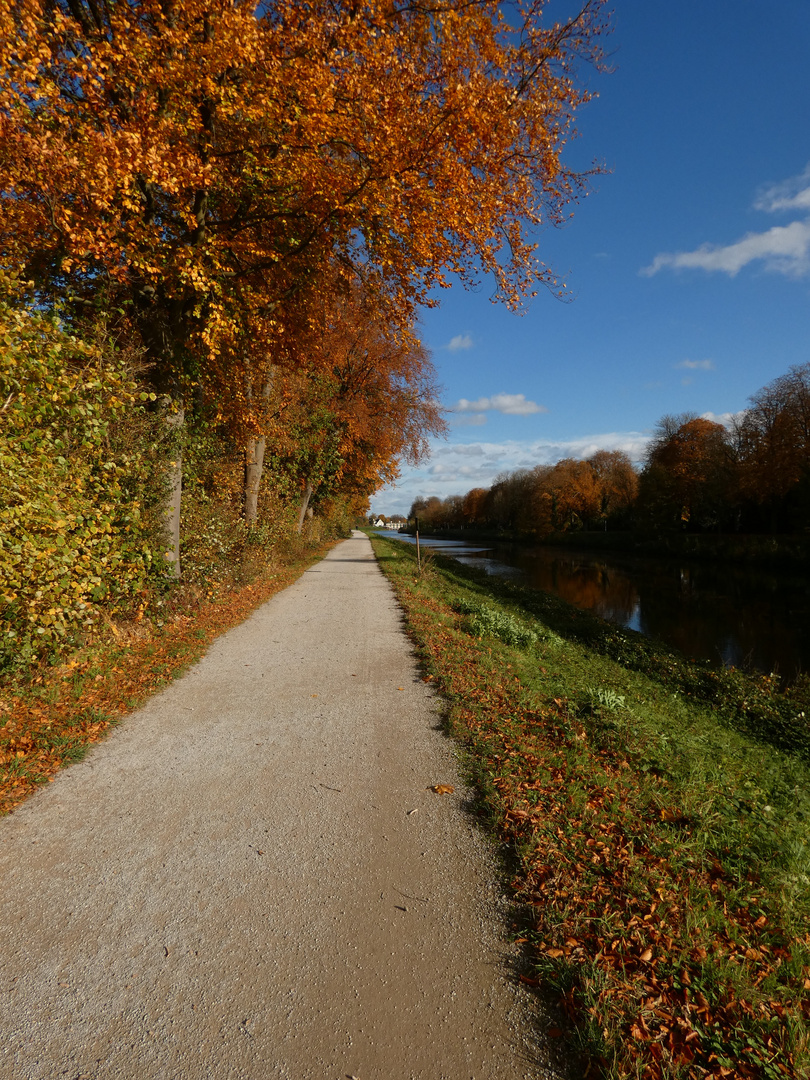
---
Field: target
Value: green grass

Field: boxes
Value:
[371,534,810,1079]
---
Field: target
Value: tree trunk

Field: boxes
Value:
[163,403,184,578]
[244,433,267,526]
[243,373,274,525]
[296,480,314,534]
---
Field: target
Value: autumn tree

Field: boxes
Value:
[0,0,610,332]
[409,496,444,529]
[483,452,637,537]
[638,415,735,532]
[0,0,608,525]
[256,284,445,529]
[588,449,639,527]
[0,0,610,579]
[734,364,810,531]
[546,458,600,530]
[525,465,556,534]
[483,470,535,533]
[462,488,489,527]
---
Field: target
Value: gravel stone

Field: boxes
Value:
[0,532,569,1080]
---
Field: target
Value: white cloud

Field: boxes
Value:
[452,412,488,427]
[453,393,547,416]
[675,359,714,371]
[754,164,810,212]
[701,410,743,428]
[642,221,810,278]
[446,333,474,352]
[642,166,810,279]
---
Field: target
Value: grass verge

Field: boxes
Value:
[371,534,810,1080]
[0,541,335,815]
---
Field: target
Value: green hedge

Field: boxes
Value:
[0,283,163,667]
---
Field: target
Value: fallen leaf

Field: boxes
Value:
[406,808,419,816]
[640,948,653,963]
[430,784,455,795]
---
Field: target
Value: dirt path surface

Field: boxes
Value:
[1,532,564,1080]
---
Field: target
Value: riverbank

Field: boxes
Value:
[371,533,810,1079]
[406,526,810,570]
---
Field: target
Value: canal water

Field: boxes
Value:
[376,530,810,682]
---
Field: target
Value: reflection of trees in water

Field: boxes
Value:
[516,555,640,626]
[489,545,810,682]
[633,563,809,678]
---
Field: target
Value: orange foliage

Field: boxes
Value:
[416,451,638,535]
[736,364,810,513]
[0,0,609,407]
[588,450,639,519]
[462,488,489,526]
[255,284,446,506]
[546,458,601,529]
[641,417,733,530]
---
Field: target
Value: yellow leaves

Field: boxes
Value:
[1,0,608,348]
[430,784,455,795]
[1,0,608,577]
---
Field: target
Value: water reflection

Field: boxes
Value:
[375,530,810,681]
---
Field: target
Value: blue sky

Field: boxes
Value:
[372,1,810,516]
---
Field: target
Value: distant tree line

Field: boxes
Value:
[410,363,810,538]
[411,449,638,534]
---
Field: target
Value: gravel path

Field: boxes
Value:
[1,532,565,1080]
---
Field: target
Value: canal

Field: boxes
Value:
[377,531,810,682]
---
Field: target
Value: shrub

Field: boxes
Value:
[466,604,539,650]
[0,280,164,667]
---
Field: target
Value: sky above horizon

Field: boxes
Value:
[371,1,810,517]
